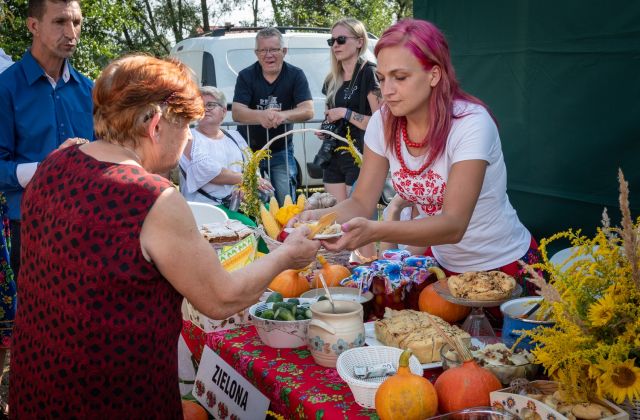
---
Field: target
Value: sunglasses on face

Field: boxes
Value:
[327,36,358,46]
[204,102,224,111]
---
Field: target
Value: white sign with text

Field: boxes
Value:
[193,346,269,419]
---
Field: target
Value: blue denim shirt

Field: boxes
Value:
[0,49,94,220]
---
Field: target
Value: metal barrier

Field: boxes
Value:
[221,118,325,196]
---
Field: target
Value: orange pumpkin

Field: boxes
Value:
[268,269,310,298]
[312,255,351,288]
[418,283,470,323]
[182,400,208,420]
[434,357,502,413]
[375,349,438,420]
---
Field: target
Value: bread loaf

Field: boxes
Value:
[374,308,469,363]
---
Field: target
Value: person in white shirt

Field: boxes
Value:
[0,48,12,73]
[297,19,538,287]
[179,86,273,225]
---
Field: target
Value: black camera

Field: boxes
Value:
[313,137,337,169]
[313,118,345,169]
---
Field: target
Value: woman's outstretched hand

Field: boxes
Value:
[320,217,373,252]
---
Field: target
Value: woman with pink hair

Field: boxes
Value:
[299,19,537,287]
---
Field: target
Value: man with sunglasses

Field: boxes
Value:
[232,27,314,205]
[0,0,94,279]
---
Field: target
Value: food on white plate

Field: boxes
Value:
[448,271,516,300]
[294,221,342,236]
[374,308,469,364]
[443,342,533,366]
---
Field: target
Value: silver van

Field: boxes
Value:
[170,27,377,189]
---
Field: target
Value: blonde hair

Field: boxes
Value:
[324,18,368,108]
[93,54,204,147]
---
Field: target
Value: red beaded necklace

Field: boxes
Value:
[394,123,431,176]
[400,117,428,148]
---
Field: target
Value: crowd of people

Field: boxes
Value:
[0,0,538,416]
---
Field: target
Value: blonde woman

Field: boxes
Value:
[315,18,382,201]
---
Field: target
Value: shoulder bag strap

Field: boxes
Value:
[357,61,373,115]
[178,161,224,204]
[220,128,246,162]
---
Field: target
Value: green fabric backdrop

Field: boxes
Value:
[414,0,640,245]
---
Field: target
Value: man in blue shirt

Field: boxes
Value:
[232,27,313,205]
[0,0,94,279]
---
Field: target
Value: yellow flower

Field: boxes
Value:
[587,294,616,327]
[598,359,640,403]
[275,205,301,226]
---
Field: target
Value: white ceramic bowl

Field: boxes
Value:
[248,298,315,348]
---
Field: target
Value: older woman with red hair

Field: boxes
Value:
[299,19,537,285]
[10,54,319,418]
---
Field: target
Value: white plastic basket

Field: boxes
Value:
[336,346,423,409]
[621,399,639,420]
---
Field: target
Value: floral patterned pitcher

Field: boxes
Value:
[307,300,365,368]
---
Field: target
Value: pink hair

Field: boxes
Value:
[374,18,495,167]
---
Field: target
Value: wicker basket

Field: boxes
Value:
[255,225,351,266]
[336,346,423,409]
[621,399,639,420]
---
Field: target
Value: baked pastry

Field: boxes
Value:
[200,220,253,244]
[374,308,469,363]
[448,271,516,301]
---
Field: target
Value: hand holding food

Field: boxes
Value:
[321,217,373,251]
[278,225,321,270]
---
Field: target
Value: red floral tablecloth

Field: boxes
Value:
[181,320,444,419]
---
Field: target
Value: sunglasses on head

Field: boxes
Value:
[327,36,358,46]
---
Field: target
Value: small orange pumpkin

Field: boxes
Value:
[268,269,310,298]
[182,400,208,420]
[418,283,470,323]
[434,341,502,413]
[312,255,351,288]
[375,349,438,420]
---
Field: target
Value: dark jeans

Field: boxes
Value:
[9,220,20,280]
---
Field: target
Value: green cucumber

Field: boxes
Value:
[275,308,295,321]
[266,292,284,303]
[260,309,275,320]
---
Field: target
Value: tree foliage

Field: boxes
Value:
[0,0,410,79]
[269,0,411,36]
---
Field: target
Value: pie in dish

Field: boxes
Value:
[374,308,470,364]
[447,271,516,301]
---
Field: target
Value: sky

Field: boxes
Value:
[212,2,275,27]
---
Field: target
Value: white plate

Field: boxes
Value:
[313,232,343,240]
[363,322,442,370]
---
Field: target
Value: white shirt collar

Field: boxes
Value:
[44,60,71,89]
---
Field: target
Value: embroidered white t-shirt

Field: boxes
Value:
[180,128,247,203]
[365,101,531,272]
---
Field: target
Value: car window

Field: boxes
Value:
[285,48,330,98]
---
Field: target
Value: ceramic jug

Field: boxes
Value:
[307,300,365,368]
